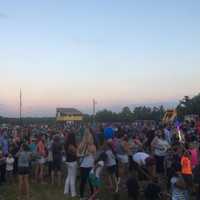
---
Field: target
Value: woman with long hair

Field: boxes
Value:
[151,130,170,174]
[64,132,77,197]
[35,136,46,183]
[77,128,97,200]
[51,135,62,186]
[104,139,118,193]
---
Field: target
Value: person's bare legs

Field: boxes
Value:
[35,164,39,182]
[57,171,61,186]
[88,188,100,200]
[113,175,118,193]
[39,164,44,183]
[18,175,23,199]
[148,165,156,178]
[51,170,55,185]
[24,175,30,200]
[108,175,113,189]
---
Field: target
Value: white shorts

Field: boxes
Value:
[117,154,129,164]
[38,157,46,164]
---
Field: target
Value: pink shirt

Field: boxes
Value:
[37,140,46,156]
[190,148,198,168]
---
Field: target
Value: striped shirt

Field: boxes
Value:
[171,176,186,200]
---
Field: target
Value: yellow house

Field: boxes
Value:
[56,108,83,122]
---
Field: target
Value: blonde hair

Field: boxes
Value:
[77,128,94,156]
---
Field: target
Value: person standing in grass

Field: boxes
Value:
[35,136,46,183]
[64,132,77,197]
[181,149,192,199]
[151,130,170,174]
[17,144,31,200]
[78,128,96,200]
[51,135,62,186]
[0,151,6,185]
[104,140,118,193]
[171,164,187,200]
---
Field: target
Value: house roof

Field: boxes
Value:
[56,108,82,115]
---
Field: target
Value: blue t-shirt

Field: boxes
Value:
[29,143,36,153]
[18,151,30,168]
[104,127,114,140]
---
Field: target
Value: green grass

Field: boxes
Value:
[0,182,69,200]
[0,181,129,200]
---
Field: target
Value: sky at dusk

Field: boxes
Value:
[0,0,200,117]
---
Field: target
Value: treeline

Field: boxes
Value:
[0,107,165,125]
[177,94,200,120]
[1,93,200,125]
[94,93,200,123]
[0,117,56,126]
[94,106,165,123]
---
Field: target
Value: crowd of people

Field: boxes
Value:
[0,119,200,200]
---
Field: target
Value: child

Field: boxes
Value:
[170,163,187,200]
[6,153,14,184]
[88,152,107,200]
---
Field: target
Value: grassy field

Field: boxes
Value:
[0,180,197,200]
[0,181,129,200]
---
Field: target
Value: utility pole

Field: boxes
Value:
[19,89,22,125]
[92,99,97,124]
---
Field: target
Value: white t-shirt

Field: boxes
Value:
[105,150,116,167]
[6,157,14,171]
[132,152,150,166]
[81,155,95,168]
[154,138,170,157]
[171,176,186,200]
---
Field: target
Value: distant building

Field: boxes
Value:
[162,109,177,123]
[56,108,83,122]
